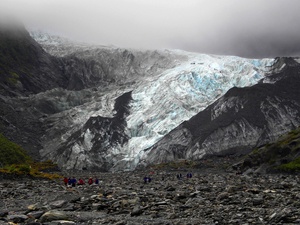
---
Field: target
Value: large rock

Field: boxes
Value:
[7,214,28,223]
[40,210,69,222]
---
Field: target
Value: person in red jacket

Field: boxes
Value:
[78,178,85,185]
[88,177,94,185]
[63,177,68,186]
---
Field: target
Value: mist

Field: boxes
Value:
[1,0,300,58]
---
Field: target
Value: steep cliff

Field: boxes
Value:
[47,91,133,171]
[0,23,68,96]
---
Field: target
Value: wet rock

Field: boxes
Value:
[252,197,264,206]
[165,186,176,191]
[216,192,229,201]
[49,200,68,209]
[130,205,144,216]
[0,211,8,218]
[27,210,45,219]
[7,214,28,223]
[27,203,41,211]
[40,210,69,222]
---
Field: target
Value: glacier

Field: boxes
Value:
[119,53,273,170]
[30,31,274,171]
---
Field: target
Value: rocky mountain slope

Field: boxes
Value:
[27,30,275,171]
[2,24,291,172]
[140,57,300,169]
[235,125,300,173]
[0,24,67,96]
[0,23,68,157]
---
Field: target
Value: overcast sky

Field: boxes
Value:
[1,0,300,58]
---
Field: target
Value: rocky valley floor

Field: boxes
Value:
[0,169,300,225]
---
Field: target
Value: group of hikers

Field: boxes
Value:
[64,171,193,186]
[176,172,193,180]
[63,177,99,187]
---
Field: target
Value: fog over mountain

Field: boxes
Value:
[1,0,300,58]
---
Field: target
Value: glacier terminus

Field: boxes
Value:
[30,31,275,171]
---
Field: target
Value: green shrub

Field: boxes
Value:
[18,164,31,174]
[277,157,300,172]
[0,133,31,166]
[5,164,17,173]
[6,72,19,85]
[3,164,30,174]
[0,134,61,179]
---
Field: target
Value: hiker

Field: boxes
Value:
[63,177,68,186]
[186,172,192,179]
[78,178,85,185]
[177,173,182,180]
[94,178,99,185]
[143,176,152,183]
[71,177,77,187]
[67,177,72,187]
[88,177,94,185]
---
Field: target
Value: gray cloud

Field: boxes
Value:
[1,0,300,58]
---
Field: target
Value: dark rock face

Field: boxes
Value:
[141,57,300,166]
[46,92,133,171]
[0,23,71,158]
[0,23,68,96]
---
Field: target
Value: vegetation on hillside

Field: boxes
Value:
[0,133,61,179]
[0,133,31,166]
[241,126,300,173]
[277,156,300,172]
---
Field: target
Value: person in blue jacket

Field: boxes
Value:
[186,172,192,178]
[71,177,77,187]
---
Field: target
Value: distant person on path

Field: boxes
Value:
[88,177,94,185]
[67,177,72,187]
[186,172,192,178]
[71,177,77,187]
[63,177,68,186]
[78,178,85,185]
[94,178,99,185]
[144,176,152,183]
[177,173,182,180]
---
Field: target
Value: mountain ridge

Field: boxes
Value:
[3,26,294,172]
[30,31,275,171]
